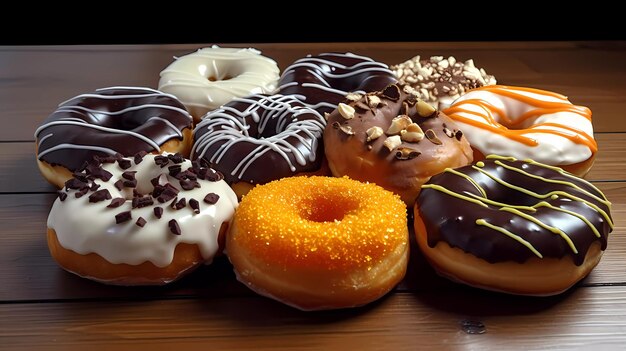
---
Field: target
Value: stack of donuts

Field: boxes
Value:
[35,45,612,310]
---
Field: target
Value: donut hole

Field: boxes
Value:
[299,193,360,223]
[208,75,233,82]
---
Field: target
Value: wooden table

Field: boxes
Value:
[1,42,625,350]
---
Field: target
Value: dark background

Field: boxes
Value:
[2,9,624,45]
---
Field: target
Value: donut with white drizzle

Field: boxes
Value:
[158,46,280,123]
[35,87,193,188]
[277,52,397,114]
[47,152,238,285]
[191,94,327,197]
[414,155,613,295]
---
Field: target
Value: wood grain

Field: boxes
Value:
[2,287,626,350]
[1,42,626,350]
[3,42,626,141]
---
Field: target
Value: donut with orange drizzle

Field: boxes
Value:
[443,85,596,176]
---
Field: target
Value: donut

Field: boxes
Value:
[391,55,497,109]
[35,87,193,189]
[191,94,327,198]
[277,52,397,114]
[414,155,613,295]
[47,152,238,285]
[443,85,596,177]
[226,176,409,310]
[324,83,473,206]
[158,46,280,123]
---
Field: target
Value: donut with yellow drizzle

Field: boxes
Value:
[443,85,596,177]
[414,155,613,296]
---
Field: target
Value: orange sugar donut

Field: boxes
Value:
[226,176,409,310]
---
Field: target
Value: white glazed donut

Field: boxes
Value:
[443,85,597,176]
[46,152,238,285]
[158,46,280,123]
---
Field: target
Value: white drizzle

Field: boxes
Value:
[47,154,238,267]
[35,87,192,164]
[191,94,325,179]
[158,46,280,121]
[278,53,394,111]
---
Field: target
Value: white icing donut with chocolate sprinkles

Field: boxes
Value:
[46,152,238,285]
[158,46,280,123]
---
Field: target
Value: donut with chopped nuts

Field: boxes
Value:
[277,52,397,114]
[46,153,238,285]
[390,55,496,109]
[323,83,474,206]
[35,87,193,189]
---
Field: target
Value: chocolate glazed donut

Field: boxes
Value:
[277,53,397,114]
[36,87,193,172]
[418,156,613,265]
[191,94,326,197]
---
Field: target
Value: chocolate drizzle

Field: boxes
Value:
[277,52,397,114]
[35,87,192,172]
[417,156,613,265]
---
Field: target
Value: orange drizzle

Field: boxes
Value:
[443,85,594,150]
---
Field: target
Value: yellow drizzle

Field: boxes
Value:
[499,207,578,253]
[422,156,612,258]
[476,219,543,258]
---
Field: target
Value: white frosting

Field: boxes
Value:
[47,154,238,267]
[446,86,595,165]
[191,94,325,179]
[158,46,280,121]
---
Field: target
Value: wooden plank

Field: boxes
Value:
[2,42,626,141]
[1,181,624,302]
[1,132,625,194]
[2,286,626,350]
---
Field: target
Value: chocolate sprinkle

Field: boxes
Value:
[157,183,179,203]
[189,198,200,214]
[174,197,186,210]
[115,211,132,224]
[58,191,67,201]
[88,189,112,203]
[122,171,137,180]
[90,182,101,191]
[65,178,88,191]
[180,179,199,190]
[90,167,113,181]
[132,196,154,209]
[381,84,401,101]
[75,188,89,198]
[107,197,125,208]
[168,165,182,177]
[154,155,170,168]
[135,217,147,227]
[114,180,124,191]
[168,219,181,235]
[168,153,184,164]
[134,151,147,165]
[154,206,163,218]
[118,158,132,170]
[203,193,220,204]
[123,179,138,188]
[455,130,463,141]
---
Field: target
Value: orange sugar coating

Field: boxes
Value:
[231,176,408,272]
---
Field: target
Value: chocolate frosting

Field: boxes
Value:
[278,52,397,114]
[323,83,473,205]
[191,94,326,185]
[35,87,192,171]
[417,156,613,265]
